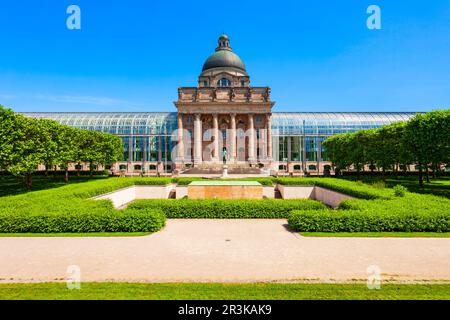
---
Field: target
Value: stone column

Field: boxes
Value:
[248,114,255,163]
[194,113,202,165]
[177,114,184,163]
[266,114,272,161]
[230,113,236,162]
[212,113,219,162]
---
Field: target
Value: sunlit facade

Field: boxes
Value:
[24,35,417,175]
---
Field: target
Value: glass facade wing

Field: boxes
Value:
[271,112,417,136]
[22,112,178,136]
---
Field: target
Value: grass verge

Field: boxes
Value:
[299,232,450,238]
[0,283,449,300]
[0,232,151,237]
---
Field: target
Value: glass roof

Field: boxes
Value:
[22,112,418,136]
[23,112,178,135]
[272,112,417,135]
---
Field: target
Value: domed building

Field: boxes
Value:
[175,34,274,169]
[24,34,417,176]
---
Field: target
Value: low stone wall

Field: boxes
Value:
[92,183,354,209]
[263,186,275,199]
[176,185,188,199]
[277,185,314,199]
[313,186,355,208]
[276,184,354,208]
[92,184,175,208]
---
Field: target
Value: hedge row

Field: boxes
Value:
[0,208,166,233]
[128,199,326,218]
[288,192,450,232]
[288,209,449,232]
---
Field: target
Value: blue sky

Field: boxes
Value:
[0,0,449,113]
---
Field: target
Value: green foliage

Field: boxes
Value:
[322,110,450,185]
[0,105,122,185]
[1,282,449,300]
[0,208,165,233]
[0,178,169,233]
[289,191,450,232]
[288,208,449,232]
[393,184,407,197]
[128,198,326,218]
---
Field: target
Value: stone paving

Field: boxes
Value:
[0,219,449,283]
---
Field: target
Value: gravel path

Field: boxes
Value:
[0,219,449,283]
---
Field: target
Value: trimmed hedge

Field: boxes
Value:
[128,199,326,218]
[0,178,171,233]
[288,192,450,232]
[288,209,449,232]
[0,208,166,233]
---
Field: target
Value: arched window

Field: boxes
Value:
[217,78,231,87]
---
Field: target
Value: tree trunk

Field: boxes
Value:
[382,167,386,182]
[418,164,424,188]
[65,168,69,183]
[26,174,33,189]
[89,161,94,176]
[426,168,430,183]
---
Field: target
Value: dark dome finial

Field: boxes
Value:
[217,34,231,51]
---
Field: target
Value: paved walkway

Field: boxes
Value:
[0,219,449,283]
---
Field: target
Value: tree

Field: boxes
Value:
[98,133,122,169]
[371,123,406,180]
[403,110,450,186]
[36,119,61,176]
[323,133,353,176]
[7,114,47,188]
[0,105,17,171]
[57,126,77,182]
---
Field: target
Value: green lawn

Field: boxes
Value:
[300,232,450,238]
[342,175,450,199]
[0,232,151,237]
[0,175,109,197]
[0,283,449,300]
[386,177,450,199]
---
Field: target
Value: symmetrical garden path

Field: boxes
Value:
[0,219,449,283]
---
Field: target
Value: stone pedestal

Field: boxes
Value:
[221,165,228,178]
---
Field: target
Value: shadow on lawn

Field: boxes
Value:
[0,175,109,197]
